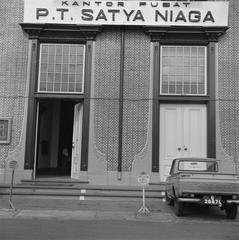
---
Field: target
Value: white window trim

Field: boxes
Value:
[38,43,85,94]
[160,45,207,96]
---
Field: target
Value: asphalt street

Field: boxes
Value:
[0,196,238,240]
[0,218,238,240]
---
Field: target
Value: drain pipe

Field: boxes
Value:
[117,26,125,180]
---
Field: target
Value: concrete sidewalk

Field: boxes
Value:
[0,195,238,223]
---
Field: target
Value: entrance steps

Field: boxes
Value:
[0,179,165,199]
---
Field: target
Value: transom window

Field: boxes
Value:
[160,46,207,95]
[38,44,85,94]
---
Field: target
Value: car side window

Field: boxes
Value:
[170,160,176,175]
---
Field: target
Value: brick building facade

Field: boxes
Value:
[0,0,237,185]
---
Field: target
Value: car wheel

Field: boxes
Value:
[225,204,238,219]
[174,198,184,216]
[165,192,174,206]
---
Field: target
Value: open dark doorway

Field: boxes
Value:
[36,99,74,177]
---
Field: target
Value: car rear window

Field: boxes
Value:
[178,161,218,172]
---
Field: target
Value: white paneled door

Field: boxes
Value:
[71,103,83,179]
[160,104,207,181]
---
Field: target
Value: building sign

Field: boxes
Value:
[23,0,229,27]
[137,172,150,186]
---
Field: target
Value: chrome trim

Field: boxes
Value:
[226,200,239,204]
[178,198,201,202]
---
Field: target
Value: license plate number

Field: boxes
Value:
[203,195,222,206]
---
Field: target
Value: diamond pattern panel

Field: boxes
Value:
[0,0,28,168]
[122,30,150,171]
[94,29,151,172]
[218,0,239,172]
[94,30,121,171]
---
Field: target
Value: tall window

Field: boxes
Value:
[38,44,85,94]
[160,46,207,95]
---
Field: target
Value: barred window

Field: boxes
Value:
[38,44,85,94]
[160,46,207,95]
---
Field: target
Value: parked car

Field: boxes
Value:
[165,157,239,219]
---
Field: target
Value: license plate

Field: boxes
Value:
[203,195,222,206]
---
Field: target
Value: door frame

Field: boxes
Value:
[33,102,39,180]
[23,37,95,175]
[151,42,217,173]
[33,99,82,179]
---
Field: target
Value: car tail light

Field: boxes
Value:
[232,195,239,200]
[182,193,195,198]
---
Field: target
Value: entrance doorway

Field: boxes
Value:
[159,104,207,181]
[35,99,75,178]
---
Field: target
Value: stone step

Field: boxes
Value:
[20,179,165,187]
[0,181,165,199]
[0,188,164,198]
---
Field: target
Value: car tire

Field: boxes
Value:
[174,198,184,216]
[225,204,238,219]
[165,192,174,206]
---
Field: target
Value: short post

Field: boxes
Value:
[8,160,18,211]
[137,172,150,214]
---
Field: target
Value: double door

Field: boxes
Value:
[160,104,207,181]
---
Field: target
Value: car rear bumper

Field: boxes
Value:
[227,200,239,204]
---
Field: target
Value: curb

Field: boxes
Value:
[1,208,239,224]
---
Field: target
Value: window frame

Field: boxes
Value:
[178,160,219,172]
[37,43,86,94]
[0,118,11,144]
[160,45,207,96]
